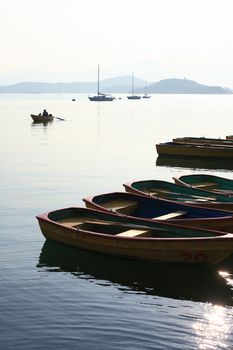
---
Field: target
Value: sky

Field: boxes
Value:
[1,0,233,86]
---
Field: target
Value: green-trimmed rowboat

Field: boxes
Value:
[37,206,233,264]
[174,174,233,196]
[123,179,233,211]
[83,191,233,232]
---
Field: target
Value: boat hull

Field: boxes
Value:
[31,114,54,122]
[156,142,233,158]
[127,96,141,99]
[88,96,115,101]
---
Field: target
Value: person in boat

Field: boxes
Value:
[42,109,49,116]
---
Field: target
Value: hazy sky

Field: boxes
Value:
[1,0,233,86]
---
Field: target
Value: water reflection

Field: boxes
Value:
[31,121,53,127]
[193,305,231,349]
[156,156,233,171]
[38,240,233,306]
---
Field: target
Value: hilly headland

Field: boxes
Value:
[0,77,230,94]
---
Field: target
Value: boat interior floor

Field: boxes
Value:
[56,212,217,238]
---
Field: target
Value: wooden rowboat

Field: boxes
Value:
[31,114,54,123]
[173,136,233,146]
[226,135,233,140]
[174,174,233,196]
[156,142,233,158]
[123,179,233,211]
[36,206,233,264]
[83,191,233,232]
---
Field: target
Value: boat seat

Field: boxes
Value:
[153,211,187,220]
[58,217,90,227]
[116,228,149,237]
[83,220,111,225]
[101,199,138,214]
[147,189,171,197]
[193,182,217,189]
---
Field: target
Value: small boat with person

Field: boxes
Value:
[31,109,65,123]
[36,206,233,264]
[174,174,233,196]
[123,179,233,210]
[83,191,233,231]
[31,113,54,123]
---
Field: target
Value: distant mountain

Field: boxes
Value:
[0,82,96,93]
[0,77,230,94]
[135,78,230,94]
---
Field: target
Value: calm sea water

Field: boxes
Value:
[1,93,233,349]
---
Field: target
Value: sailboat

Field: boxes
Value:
[142,79,151,98]
[88,65,115,101]
[127,72,141,99]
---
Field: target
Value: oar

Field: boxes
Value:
[54,116,65,121]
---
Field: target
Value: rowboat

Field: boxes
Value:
[174,174,233,196]
[123,179,233,211]
[83,191,233,231]
[173,136,233,146]
[31,114,54,123]
[36,206,233,264]
[156,142,233,158]
[226,135,233,140]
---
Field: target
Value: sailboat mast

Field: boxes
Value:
[132,72,134,96]
[97,64,100,95]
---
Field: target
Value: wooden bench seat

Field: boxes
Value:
[193,182,217,189]
[153,211,187,220]
[116,228,149,237]
[101,199,138,214]
[58,217,90,227]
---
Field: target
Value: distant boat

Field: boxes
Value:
[127,72,141,100]
[30,114,65,122]
[142,79,151,98]
[88,65,115,101]
[30,114,54,123]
